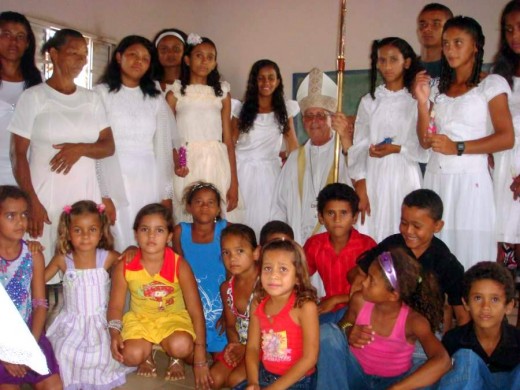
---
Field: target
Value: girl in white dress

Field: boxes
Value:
[45,200,130,389]
[0,11,42,185]
[415,16,514,270]
[96,35,175,251]
[153,28,187,95]
[349,38,427,243]
[493,1,520,266]
[233,59,299,239]
[167,33,240,223]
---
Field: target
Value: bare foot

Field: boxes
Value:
[137,353,157,377]
[165,357,185,381]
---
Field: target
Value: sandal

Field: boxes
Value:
[137,351,157,377]
[165,357,185,381]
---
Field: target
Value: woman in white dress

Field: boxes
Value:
[232,59,299,239]
[0,11,41,185]
[96,35,174,251]
[9,29,115,283]
[415,16,514,270]
[152,28,187,95]
[349,38,427,243]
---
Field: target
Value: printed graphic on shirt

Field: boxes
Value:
[261,329,291,362]
[141,281,174,310]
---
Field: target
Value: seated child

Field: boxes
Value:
[348,189,469,327]
[304,183,376,323]
[259,220,295,245]
[210,224,260,389]
[245,239,319,389]
[318,248,451,389]
[438,261,520,389]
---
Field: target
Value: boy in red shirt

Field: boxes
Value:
[304,183,376,324]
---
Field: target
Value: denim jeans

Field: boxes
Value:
[319,305,347,325]
[436,349,520,390]
[259,363,316,389]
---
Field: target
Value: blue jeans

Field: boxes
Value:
[319,306,347,324]
[259,363,316,389]
[436,349,520,390]
[317,323,427,389]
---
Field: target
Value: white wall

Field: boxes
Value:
[2,0,508,96]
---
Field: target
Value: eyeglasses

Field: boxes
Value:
[302,112,331,122]
[0,30,28,43]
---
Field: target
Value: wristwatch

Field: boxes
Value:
[456,141,465,156]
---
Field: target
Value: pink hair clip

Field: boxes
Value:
[63,205,72,215]
[97,203,106,213]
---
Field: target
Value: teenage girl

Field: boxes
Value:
[493,0,520,269]
[245,239,319,389]
[96,35,174,252]
[233,59,299,239]
[108,203,212,389]
[349,37,427,242]
[44,200,129,389]
[318,248,451,389]
[153,28,187,94]
[210,224,260,389]
[172,182,229,359]
[0,185,62,389]
[415,16,515,270]
[166,33,241,223]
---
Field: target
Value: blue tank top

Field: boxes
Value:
[180,219,227,352]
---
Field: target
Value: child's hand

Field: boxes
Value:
[348,324,375,349]
[27,240,44,255]
[426,134,457,155]
[414,70,431,105]
[118,246,138,264]
[2,361,27,378]
[174,166,189,177]
[318,297,337,314]
[102,198,116,225]
[193,363,213,390]
[109,332,125,363]
[223,342,245,366]
[369,143,400,158]
[226,183,239,212]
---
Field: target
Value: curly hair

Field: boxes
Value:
[56,200,113,255]
[98,35,160,98]
[238,59,289,134]
[378,247,444,331]
[463,261,515,304]
[493,0,520,87]
[152,28,187,82]
[179,37,223,97]
[0,11,42,89]
[370,37,424,99]
[254,239,317,308]
[439,16,485,94]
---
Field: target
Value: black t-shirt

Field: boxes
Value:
[356,234,464,306]
[442,321,520,373]
[420,59,442,79]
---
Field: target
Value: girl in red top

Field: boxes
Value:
[245,239,318,389]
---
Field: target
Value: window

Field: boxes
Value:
[28,17,115,89]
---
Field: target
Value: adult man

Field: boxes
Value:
[416,3,453,78]
[270,68,353,245]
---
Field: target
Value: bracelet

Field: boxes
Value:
[107,319,123,333]
[32,298,49,309]
[193,361,208,368]
[338,320,354,334]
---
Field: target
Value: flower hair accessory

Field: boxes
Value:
[63,205,72,215]
[378,251,399,291]
[97,203,106,213]
[187,33,203,46]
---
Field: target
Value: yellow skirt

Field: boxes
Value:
[122,310,195,344]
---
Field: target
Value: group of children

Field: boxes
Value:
[2,1,520,390]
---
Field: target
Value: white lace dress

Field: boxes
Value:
[494,77,520,244]
[349,86,427,242]
[424,75,510,269]
[96,84,174,251]
[233,100,299,239]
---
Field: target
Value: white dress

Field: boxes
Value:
[0,80,24,185]
[494,77,520,244]
[349,86,427,242]
[46,249,131,389]
[233,100,299,239]
[424,74,511,269]
[96,85,175,251]
[173,80,243,223]
[8,84,107,283]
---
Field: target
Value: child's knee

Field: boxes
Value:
[162,331,194,358]
[34,373,63,390]
[122,343,151,365]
